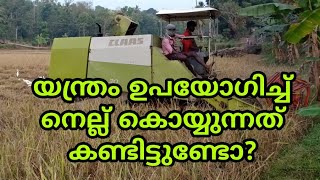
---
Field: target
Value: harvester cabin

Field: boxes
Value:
[155,7,220,51]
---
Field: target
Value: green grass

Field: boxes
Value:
[262,119,320,180]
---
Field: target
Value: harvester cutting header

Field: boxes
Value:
[48,7,263,112]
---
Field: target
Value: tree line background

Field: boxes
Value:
[1,0,320,109]
[0,0,275,46]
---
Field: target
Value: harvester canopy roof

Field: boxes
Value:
[156,7,220,22]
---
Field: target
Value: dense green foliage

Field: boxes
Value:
[205,0,275,38]
[0,0,276,46]
[0,0,161,45]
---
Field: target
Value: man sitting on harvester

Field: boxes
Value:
[161,24,210,77]
[181,21,212,78]
[182,21,201,53]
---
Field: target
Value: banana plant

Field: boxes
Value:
[239,3,300,64]
[283,0,320,46]
[284,8,320,44]
[239,2,297,32]
[240,0,320,106]
[283,0,320,103]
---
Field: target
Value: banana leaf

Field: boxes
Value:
[315,0,320,8]
[254,24,289,35]
[297,104,320,117]
[296,0,320,9]
[295,0,309,9]
[299,10,312,21]
[284,8,320,44]
[239,3,297,17]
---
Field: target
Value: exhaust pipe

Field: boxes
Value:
[96,23,103,37]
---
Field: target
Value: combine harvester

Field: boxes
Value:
[48,7,263,112]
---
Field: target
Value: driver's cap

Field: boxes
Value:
[166,24,176,31]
